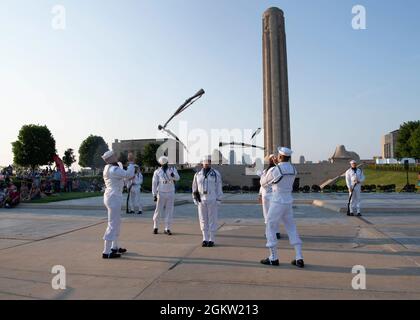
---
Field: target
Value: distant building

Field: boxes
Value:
[329,145,360,163]
[229,150,236,165]
[299,156,305,164]
[112,138,184,165]
[382,130,399,159]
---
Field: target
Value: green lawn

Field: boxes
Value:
[336,168,420,191]
[27,192,103,204]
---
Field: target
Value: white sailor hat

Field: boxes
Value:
[278,147,293,157]
[350,160,357,165]
[264,154,276,162]
[101,150,115,161]
[201,156,212,164]
[158,156,169,165]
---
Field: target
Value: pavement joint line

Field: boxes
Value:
[0,275,51,285]
[0,220,107,252]
[0,266,179,282]
[0,290,41,300]
[131,244,200,300]
[158,279,420,295]
[132,222,227,300]
[351,217,420,267]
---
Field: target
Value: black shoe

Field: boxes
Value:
[276,233,281,239]
[137,211,142,215]
[126,211,133,214]
[357,213,362,217]
[291,259,305,268]
[208,241,215,247]
[202,241,208,247]
[164,230,172,235]
[153,228,158,234]
[111,248,127,254]
[260,258,280,266]
[102,252,121,259]
[347,212,354,216]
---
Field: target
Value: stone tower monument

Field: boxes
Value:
[262,7,291,156]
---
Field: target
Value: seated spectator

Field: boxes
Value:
[53,169,62,193]
[44,180,53,195]
[66,170,73,192]
[20,182,30,201]
[4,183,20,208]
[72,178,80,192]
[0,187,7,207]
[30,186,42,200]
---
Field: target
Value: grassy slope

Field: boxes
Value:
[26,169,197,203]
[336,168,419,191]
[27,192,103,204]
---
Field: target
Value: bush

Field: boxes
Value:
[322,185,331,193]
[302,185,310,193]
[401,184,417,193]
[337,185,346,193]
[311,185,321,193]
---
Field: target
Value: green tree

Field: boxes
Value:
[135,150,144,166]
[143,143,160,168]
[408,126,420,159]
[78,135,108,169]
[118,151,128,164]
[63,148,76,169]
[12,124,56,170]
[395,121,420,159]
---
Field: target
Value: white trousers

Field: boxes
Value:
[349,185,362,214]
[153,192,175,230]
[103,196,122,242]
[262,195,270,224]
[197,200,219,242]
[266,202,302,250]
[129,187,142,212]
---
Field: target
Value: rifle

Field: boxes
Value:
[126,182,133,213]
[347,182,358,216]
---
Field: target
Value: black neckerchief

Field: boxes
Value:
[351,167,358,173]
[204,167,211,178]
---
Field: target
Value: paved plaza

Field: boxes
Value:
[0,193,419,299]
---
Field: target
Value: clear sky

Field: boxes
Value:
[1,0,419,168]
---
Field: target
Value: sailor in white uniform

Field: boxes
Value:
[127,165,143,214]
[259,147,304,268]
[152,156,180,235]
[192,156,223,247]
[258,154,281,239]
[345,160,365,216]
[101,150,135,259]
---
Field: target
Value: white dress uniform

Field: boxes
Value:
[192,168,223,243]
[259,169,273,224]
[260,161,303,262]
[128,172,143,213]
[103,162,135,252]
[345,166,365,214]
[152,166,180,231]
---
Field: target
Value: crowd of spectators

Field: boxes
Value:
[0,165,103,208]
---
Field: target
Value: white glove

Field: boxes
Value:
[193,199,198,206]
[216,200,222,206]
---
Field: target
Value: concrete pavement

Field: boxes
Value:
[1,194,420,300]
